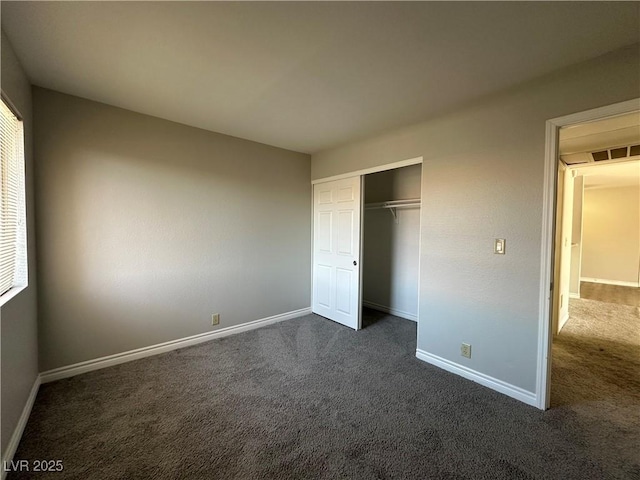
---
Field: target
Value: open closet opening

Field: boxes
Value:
[362,163,422,326]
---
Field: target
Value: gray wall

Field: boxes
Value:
[1,32,39,455]
[33,88,311,371]
[364,164,422,203]
[363,165,421,318]
[312,44,640,394]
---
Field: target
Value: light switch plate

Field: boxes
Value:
[494,238,506,254]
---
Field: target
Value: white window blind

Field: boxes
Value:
[0,97,26,296]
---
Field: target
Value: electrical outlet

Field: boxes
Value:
[461,343,472,359]
[211,313,220,326]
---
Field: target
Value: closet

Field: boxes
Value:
[362,164,422,322]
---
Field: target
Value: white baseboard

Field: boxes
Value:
[415,349,537,407]
[363,301,417,322]
[580,277,639,288]
[569,292,580,299]
[2,376,41,480]
[40,307,312,383]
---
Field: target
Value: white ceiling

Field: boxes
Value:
[579,160,640,189]
[560,112,640,155]
[563,115,640,188]
[2,2,639,153]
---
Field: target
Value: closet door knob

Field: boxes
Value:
[353,261,357,266]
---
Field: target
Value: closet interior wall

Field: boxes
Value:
[363,164,422,321]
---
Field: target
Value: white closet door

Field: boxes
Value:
[312,177,361,330]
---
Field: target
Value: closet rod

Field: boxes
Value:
[364,198,421,221]
[364,198,421,210]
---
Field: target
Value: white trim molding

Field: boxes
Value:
[558,311,569,333]
[537,97,640,410]
[0,285,26,309]
[312,156,423,185]
[416,349,537,407]
[363,301,417,322]
[40,307,311,383]
[580,277,639,288]
[2,377,41,480]
[568,292,580,299]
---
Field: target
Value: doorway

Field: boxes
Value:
[538,100,640,409]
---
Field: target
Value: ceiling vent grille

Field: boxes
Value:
[591,150,609,161]
[610,147,628,159]
[591,144,640,162]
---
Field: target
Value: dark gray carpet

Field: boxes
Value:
[10,309,640,479]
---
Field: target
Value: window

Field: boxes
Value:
[0,96,27,298]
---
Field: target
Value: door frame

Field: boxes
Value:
[311,156,424,329]
[536,98,639,410]
[552,162,575,336]
[311,157,423,186]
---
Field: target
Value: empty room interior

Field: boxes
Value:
[1,2,639,479]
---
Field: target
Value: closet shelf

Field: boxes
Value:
[364,198,421,220]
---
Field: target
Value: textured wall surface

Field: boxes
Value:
[582,185,640,284]
[1,31,39,455]
[312,44,640,394]
[33,88,311,371]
